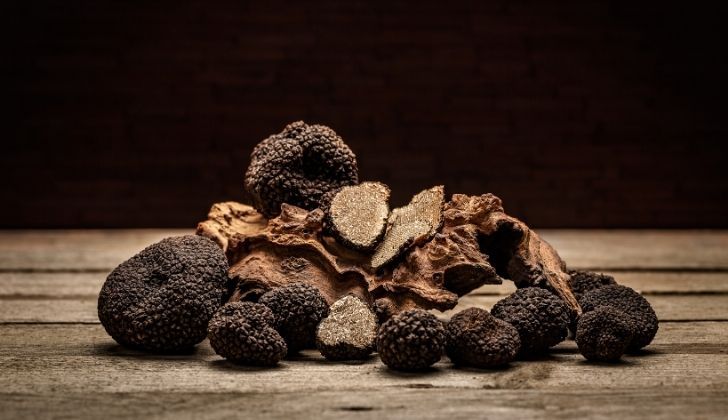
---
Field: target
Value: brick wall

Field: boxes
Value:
[4,1,727,228]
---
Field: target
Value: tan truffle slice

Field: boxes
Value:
[371,185,445,270]
[315,295,378,360]
[327,182,390,251]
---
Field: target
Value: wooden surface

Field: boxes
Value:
[0,230,727,419]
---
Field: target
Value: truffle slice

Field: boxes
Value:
[580,285,658,351]
[208,302,287,366]
[491,287,571,357]
[98,235,228,352]
[376,309,446,371]
[445,308,520,368]
[259,282,330,353]
[575,306,635,362]
[371,185,445,270]
[326,182,391,251]
[316,295,378,360]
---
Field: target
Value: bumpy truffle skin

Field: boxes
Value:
[445,308,521,368]
[98,235,228,352]
[568,270,617,301]
[575,306,635,362]
[580,285,658,351]
[208,302,287,366]
[244,121,359,218]
[491,288,570,357]
[259,282,330,353]
[376,309,446,371]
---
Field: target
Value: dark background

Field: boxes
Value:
[4,1,727,228]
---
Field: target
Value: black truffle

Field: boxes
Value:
[316,295,378,360]
[580,284,658,351]
[376,309,446,371]
[325,182,391,252]
[258,282,330,353]
[490,287,570,357]
[207,302,287,366]
[575,306,635,362]
[98,235,228,352]
[445,308,521,368]
[244,121,359,218]
[568,270,617,301]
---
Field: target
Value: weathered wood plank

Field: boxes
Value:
[0,272,105,297]
[1,230,727,271]
[2,389,727,420]
[1,294,726,323]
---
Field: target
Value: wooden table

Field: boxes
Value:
[1,230,727,419]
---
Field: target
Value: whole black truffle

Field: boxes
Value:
[244,121,359,218]
[316,295,378,361]
[575,306,635,362]
[98,235,228,352]
[258,282,330,353]
[376,309,446,371]
[568,270,617,301]
[445,308,521,368]
[207,302,287,366]
[580,284,658,351]
[490,287,570,357]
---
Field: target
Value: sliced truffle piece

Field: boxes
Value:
[208,302,287,366]
[259,282,330,353]
[325,182,391,251]
[490,287,570,357]
[244,121,359,218]
[371,185,445,270]
[575,306,635,362]
[376,309,446,371]
[316,295,378,360]
[445,308,520,368]
[580,285,658,351]
[98,235,228,352]
[568,270,617,301]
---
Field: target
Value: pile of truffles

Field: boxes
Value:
[98,121,659,370]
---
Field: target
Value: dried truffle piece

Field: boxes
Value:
[325,182,391,251]
[376,309,446,371]
[244,121,359,218]
[371,185,445,270]
[445,308,520,368]
[568,270,617,301]
[208,302,287,366]
[259,282,330,353]
[98,235,228,352]
[575,306,635,362]
[316,295,378,360]
[491,287,570,357]
[580,285,658,351]
[196,202,268,256]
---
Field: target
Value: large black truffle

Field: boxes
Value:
[258,282,330,353]
[580,284,658,351]
[568,270,617,301]
[98,235,228,352]
[445,308,521,368]
[490,287,570,357]
[244,121,359,218]
[207,302,287,366]
[575,306,635,362]
[376,309,446,371]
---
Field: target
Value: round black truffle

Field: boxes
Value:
[445,308,521,368]
[568,270,617,301]
[207,302,287,366]
[244,121,359,218]
[580,284,658,351]
[575,306,635,362]
[376,309,446,371]
[490,287,570,357]
[98,235,228,352]
[258,282,330,353]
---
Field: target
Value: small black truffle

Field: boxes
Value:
[98,235,228,352]
[490,287,571,357]
[325,182,391,252]
[575,306,635,362]
[258,282,330,353]
[376,309,446,371]
[445,308,521,368]
[568,270,617,301]
[207,302,287,366]
[244,121,359,218]
[316,295,378,360]
[580,284,658,351]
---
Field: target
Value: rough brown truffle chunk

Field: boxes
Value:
[325,182,390,251]
[376,309,446,371]
[445,308,520,368]
[575,306,635,362]
[316,295,378,360]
